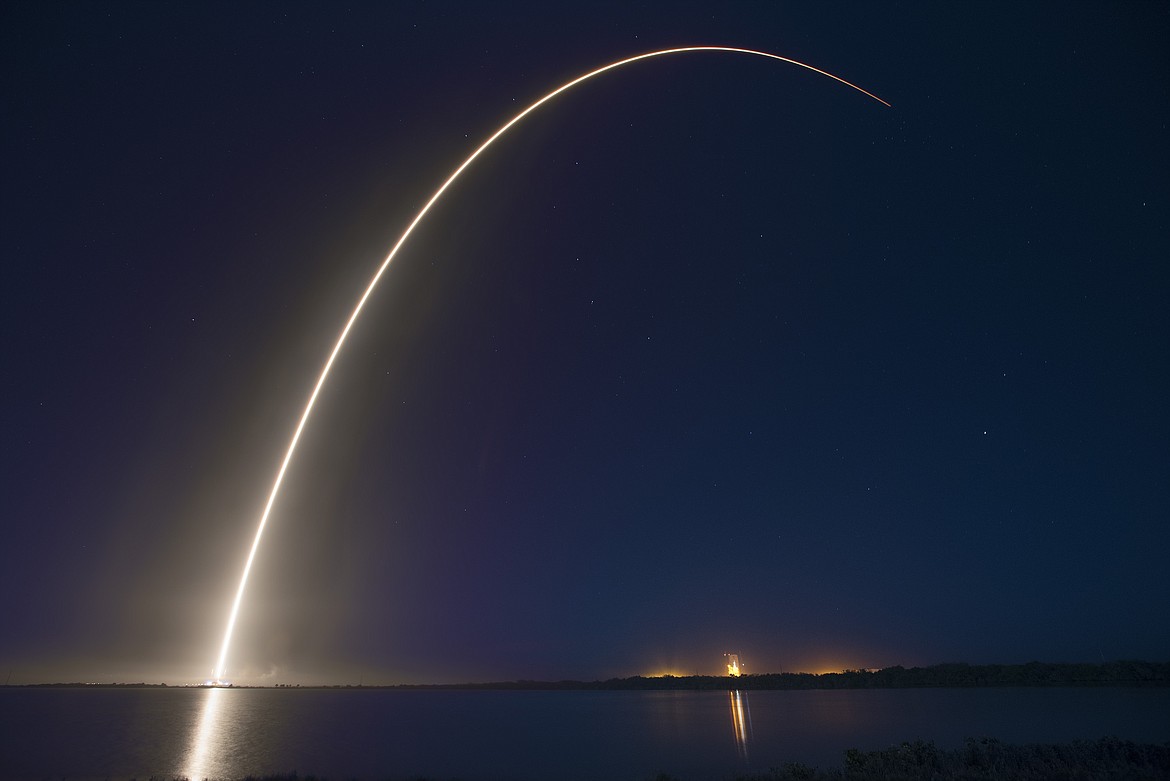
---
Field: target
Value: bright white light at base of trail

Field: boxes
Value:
[209,46,887,682]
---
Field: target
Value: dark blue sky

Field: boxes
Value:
[2,2,1167,685]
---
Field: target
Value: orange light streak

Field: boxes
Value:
[729,689,751,762]
[211,46,888,681]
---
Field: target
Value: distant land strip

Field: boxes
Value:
[12,660,1170,689]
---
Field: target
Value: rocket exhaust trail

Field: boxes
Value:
[210,46,888,682]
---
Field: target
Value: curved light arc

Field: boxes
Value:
[211,46,888,681]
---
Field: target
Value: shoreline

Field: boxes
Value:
[9,660,1169,691]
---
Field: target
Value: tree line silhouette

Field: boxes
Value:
[386,660,1169,691]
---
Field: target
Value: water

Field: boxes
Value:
[1,686,1167,780]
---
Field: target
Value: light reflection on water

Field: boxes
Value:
[182,687,223,781]
[729,690,752,763]
[178,687,760,778]
[3,686,1169,780]
[180,686,293,780]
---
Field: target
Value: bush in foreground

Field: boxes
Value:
[734,736,1170,780]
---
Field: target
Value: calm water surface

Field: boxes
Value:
[2,686,1168,780]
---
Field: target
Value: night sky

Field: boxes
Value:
[2,3,1167,686]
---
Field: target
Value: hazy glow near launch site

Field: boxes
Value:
[210,46,888,683]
